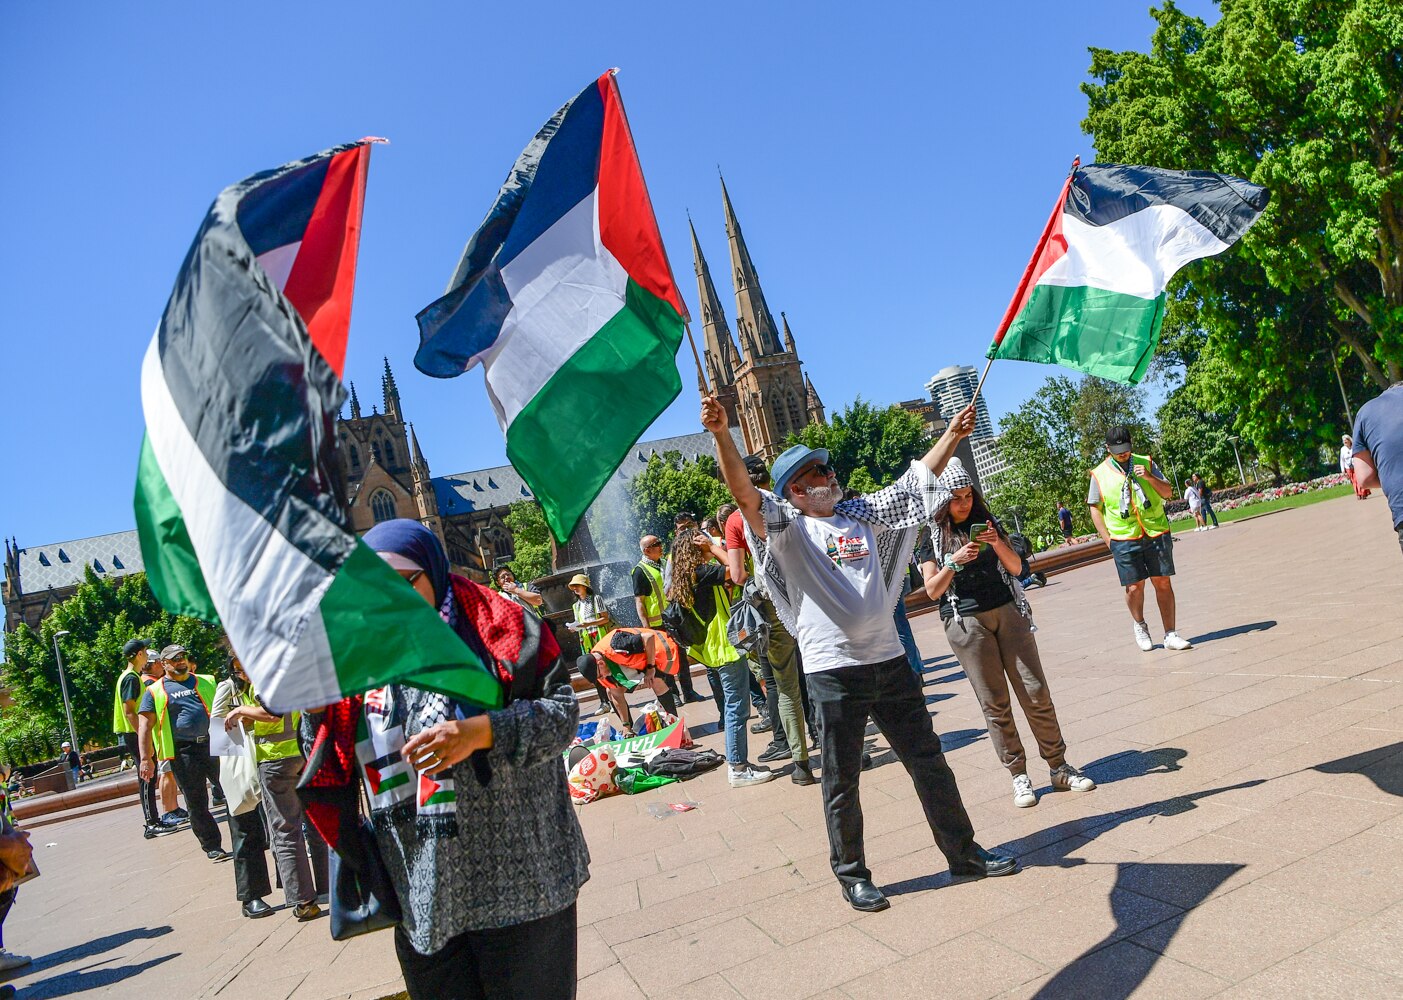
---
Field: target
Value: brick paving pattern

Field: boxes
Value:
[6,493,1402,999]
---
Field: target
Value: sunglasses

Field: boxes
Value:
[801,462,835,479]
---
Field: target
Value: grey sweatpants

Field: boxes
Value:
[943,603,1066,775]
[258,756,316,907]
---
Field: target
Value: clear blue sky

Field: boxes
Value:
[0,0,1219,547]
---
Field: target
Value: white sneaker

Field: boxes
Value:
[1012,773,1037,808]
[1133,621,1154,652]
[1050,764,1096,793]
[1163,631,1194,651]
[728,765,779,788]
[0,950,32,971]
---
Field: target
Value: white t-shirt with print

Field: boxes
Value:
[760,495,907,674]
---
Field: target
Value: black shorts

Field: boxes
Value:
[1109,533,1175,586]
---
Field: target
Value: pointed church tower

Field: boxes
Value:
[690,216,743,436]
[382,357,403,423]
[408,424,446,545]
[782,312,797,354]
[721,175,784,359]
[805,373,826,425]
[349,381,362,420]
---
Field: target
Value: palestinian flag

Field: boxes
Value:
[415,69,687,544]
[134,140,502,714]
[988,163,1269,385]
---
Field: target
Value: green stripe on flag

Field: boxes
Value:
[376,771,410,793]
[320,542,505,708]
[133,433,219,621]
[423,788,456,807]
[506,278,684,543]
[990,284,1166,386]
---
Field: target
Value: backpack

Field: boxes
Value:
[726,578,770,655]
[661,599,708,648]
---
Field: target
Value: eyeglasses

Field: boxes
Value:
[801,462,835,479]
[397,569,426,586]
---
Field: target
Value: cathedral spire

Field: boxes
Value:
[782,312,797,355]
[349,381,362,420]
[689,214,737,385]
[382,357,403,422]
[409,423,430,476]
[721,174,783,358]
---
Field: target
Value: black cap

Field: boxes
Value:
[1105,426,1133,451]
[575,653,598,684]
[673,511,697,526]
[122,638,152,658]
[742,454,770,485]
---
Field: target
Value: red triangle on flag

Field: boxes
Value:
[419,772,441,807]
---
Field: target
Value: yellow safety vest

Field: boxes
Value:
[113,666,140,734]
[147,673,217,761]
[241,686,301,764]
[635,561,666,627]
[573,597,605,653]
[688,585,741,669]
[1090,453,1171,539]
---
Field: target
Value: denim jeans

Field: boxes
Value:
[713,657,752,765]
[893,597,924,680]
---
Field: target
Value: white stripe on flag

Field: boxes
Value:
[483,189,629,430]
[255,242,301,292]
[1039,205,1229,300]
[140,338,341,707]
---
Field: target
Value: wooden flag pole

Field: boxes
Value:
[684,320,711,397]
[971,155,1082,410]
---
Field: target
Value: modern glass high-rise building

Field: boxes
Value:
[924,364,995,441]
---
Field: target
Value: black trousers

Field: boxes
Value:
[807,655,977,887]
[395,902,578,1000]
[170,738,224,852]
[228,805,272,901]
[121,733,159,827]
[0,887,14,949]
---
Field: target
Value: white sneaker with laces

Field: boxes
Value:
[1163,631,1194,650]
[0,950,32,971]
[728,765,779,788]
[1050,764,1097,793]
[1133,621,1154,652]
[1012,773,1037,808]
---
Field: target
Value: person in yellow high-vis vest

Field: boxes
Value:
[115,637,166,838]
[1087,426,1193,652]
[223,667,325,922]
[137,644,231,861]
[631,535,705,705]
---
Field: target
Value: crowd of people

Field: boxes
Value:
[74,383,1403,1000]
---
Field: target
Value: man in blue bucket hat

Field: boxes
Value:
[703,395,1017,913]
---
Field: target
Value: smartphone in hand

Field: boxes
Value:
[969,522,989,550]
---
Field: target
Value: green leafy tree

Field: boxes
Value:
[989,375,1150,541]
[1,569,226,752]
[626,451,733,544]
[787,397,931,492]
[1082,0,1402,471]
[502,500,553,584]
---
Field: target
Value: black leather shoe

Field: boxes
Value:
[758,742,792,763]
[841,879,890,912]
[242,898,274,919]
[790,759,817,786]
[206,849,233,863]
[684,691,709,704]
[950,846,1017,878]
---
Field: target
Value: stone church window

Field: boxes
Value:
[372,441,383,465]
[770,394,787,434]
[350,446,360,468]
[371,490,396,524]
[384,441,397,467]
[787,390,803,429]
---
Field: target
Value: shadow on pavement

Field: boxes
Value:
[22,954,178,999]
[1031,863,1244,999]
[1187,620,1276,645]
[928,669,967,686]
[1080,748,1187,786]
[925,692,956,707]
[15,926,173,978]
[940,729,987,754]
[1314,740,1403,799]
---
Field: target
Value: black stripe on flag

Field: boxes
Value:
[1066,164,1270,245]
[156,145,362,574]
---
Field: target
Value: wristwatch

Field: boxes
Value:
[943,554,963,573]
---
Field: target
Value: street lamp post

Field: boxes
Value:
[1227,435,1247,487]
[51,630,80,753]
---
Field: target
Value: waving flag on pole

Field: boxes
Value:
[988,163,1269,385]
[415,69,687,544]
[134,140,501,713]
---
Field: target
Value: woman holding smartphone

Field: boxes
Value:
[916,459,1094,809]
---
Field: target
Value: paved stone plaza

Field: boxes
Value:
[6,493,1403,999]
